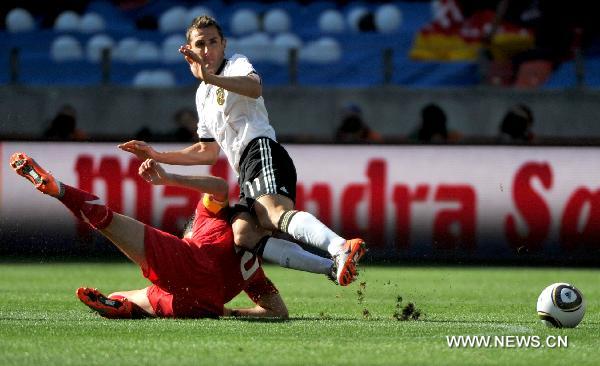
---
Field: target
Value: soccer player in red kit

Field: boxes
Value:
[10,152,287,319]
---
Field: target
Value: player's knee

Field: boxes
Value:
[257,207,286,231]
[253,201,288,231]
[270,209,287,229]
[256,212,277,230]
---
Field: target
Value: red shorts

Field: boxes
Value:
[141,225,224,318]
[144,285,222,318]
[140,223,279,318]
[146,269,279,318]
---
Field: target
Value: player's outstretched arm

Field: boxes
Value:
[138,159,228,202]
[224,274,288,320]
[119,140,220,166]
[224,292,288,320]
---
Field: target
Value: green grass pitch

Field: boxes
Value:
[0,263,598,365]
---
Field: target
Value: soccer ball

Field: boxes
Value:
[536,283,586,328]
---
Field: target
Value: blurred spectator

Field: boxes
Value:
[410,103,450,143]
[334,103,382,143]
[134,107,198,142]
[164,107,198,142]
[498,104,534,143]
[43,104,88,141]
[476,0,598,86]
[134,126,156,141]
[512,0,595,65]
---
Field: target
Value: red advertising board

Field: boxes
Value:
[2,142,600,261]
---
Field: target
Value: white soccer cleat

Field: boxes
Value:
[333,238,367,286]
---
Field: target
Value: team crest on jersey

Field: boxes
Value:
[216,87,225,105]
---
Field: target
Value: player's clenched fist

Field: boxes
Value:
[139,159,170,185]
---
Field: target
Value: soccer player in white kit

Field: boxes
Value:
[119,15,366,286]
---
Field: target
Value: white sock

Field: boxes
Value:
[261,237,333,275]
[284,211,346,256]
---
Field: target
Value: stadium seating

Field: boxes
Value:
[300,37,342,64]
[271,33,303,64]
[346,6,370,32]
[133,69,176,87]
[158,6,187,34]
[161,34,186,63]
[5,8,35,33]
[544,57,600,88]
[134,41,161,63]
[51,35,84,62]
[0,0,596,88]
[112,37,140,63]
[54,11,80,32]
[80,13,106,34]
[374,4,402,34]
[263,8,291,34]
[318,10,345,34]
[184,6,215,28]
[230,8,261,36]
[236,32,271,62]
[514,60,553,88]
[86,34,115,63]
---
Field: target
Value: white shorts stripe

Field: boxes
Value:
[259,138,276,194]
[264,139,276,193]
[258,139,271,193]
[258,139,267,192]
[260,139,270,190]
[245,181,255,197]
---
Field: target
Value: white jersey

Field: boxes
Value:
[195,53,276,174]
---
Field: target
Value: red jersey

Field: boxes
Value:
[142,194,276,318]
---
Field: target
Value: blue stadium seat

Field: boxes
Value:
[19,60,102,85]
[5,8,36,33]
[544,58,600,89]
[86,1,135,32]
[393,61,479,87]
[4,1,595,89]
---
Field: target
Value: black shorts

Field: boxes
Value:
[237,137,297,211]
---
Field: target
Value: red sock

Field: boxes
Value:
[58,184,113,230]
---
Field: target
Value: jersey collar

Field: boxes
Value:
[216,58,227,75]
[202,59,227,85]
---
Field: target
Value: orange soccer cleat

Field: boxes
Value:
[333,238,367,286]
[76,287,133,319]
[10,152,61,196]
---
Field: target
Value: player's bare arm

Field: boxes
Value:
[139,159,228,202]
[119,140,220,166]
[179,45,262,99]
[204,73,262,99]
[224,291,288,320]
[117,140,158,161]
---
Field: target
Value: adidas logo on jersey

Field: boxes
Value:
[280,186,288,194]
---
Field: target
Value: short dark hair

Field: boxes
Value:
[186,15,224,43]
[418,103,448,142]
[500,104,534,141]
